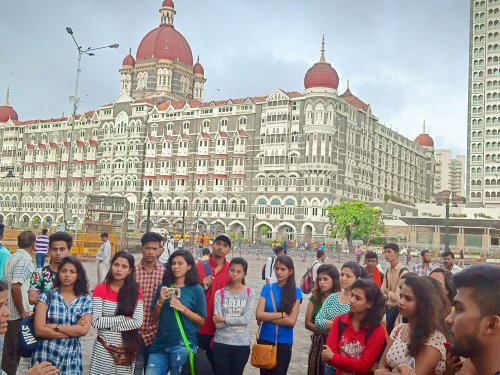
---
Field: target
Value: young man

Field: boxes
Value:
[264,245,285,285]
[34,228,49,268]
[312,249,325,282]
[134,232,165,375]
[411,249,435,276]
[442,251,463,274]
[446,264,500,375]
[0,224,11,280]
[380,242,408,328]
[96,232,111,284]
[28,232,72,304]
[196,234,231,367]
[1,231,36,375]
[363,250,383,287]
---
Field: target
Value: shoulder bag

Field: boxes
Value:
[19,291,52,358]
[173,287,214,375]
[250,286,278,369]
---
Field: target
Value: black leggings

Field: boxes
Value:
[213,342,250,375]
[257,339,293,375]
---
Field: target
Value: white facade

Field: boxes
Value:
[435,149,465,197]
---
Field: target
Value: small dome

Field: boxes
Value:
[122,52,135,67]
[415,133,434,147]
[0,106,18,123]
[304,61,339,90]
[340,87,369,112]
[193,56,204,75]
[162,0,174,7]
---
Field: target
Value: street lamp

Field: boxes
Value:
[145,190,153,233]
[62,27,119,231]
[181,201,186,238]
[251,215,255,242]
[442,192,459,252]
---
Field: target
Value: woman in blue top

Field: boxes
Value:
[256,255,302,375]
[146,250,206,375]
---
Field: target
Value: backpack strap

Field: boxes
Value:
[201,260,212,277]
[337,315,347,339]
[219,287,224,302]
[246,287,250,298]
[269,256,275,277]
[399,267,408,277]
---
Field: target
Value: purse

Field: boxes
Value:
[172,287,214,375]
[96,335,137,366]
[19,291,52,358]
[250,286,278,369]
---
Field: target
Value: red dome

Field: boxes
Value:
[193,62,204,75]
[415,133,434,147]
[136,25,193,66]
[304,61,339,90]
[0,105,18,123]
[162,0,174,7]
[122,53,135,67]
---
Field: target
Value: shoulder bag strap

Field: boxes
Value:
[269,286,278,345]
[171,284,195,375]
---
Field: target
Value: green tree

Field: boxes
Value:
[327,201,385,250]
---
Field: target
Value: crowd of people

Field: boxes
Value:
[0,221,498,375]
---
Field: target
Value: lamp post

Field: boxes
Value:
[181,201,186,238]
[251,215,255,242]
[444,199,450,252]
[62,27,119,231]
[145,190,153,233]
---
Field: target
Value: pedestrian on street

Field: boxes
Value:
[146,250,206,375]
[256,255,303,375]
[134,232,165,375]
[196,234,231,368]
[212,257,255,375]
[1,230,36,375]
[29,232,72,305]
[90,251,144,375]
[412,249,435,276]
[0,224,12,280]
[31,256,92,373]
[264,246,285,285]
[96,232,111,284]
[35,229,50,269]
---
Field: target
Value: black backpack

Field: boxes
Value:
[261,256,275,280]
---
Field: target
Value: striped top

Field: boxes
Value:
[35,235,49,254]
[91,283,144,345]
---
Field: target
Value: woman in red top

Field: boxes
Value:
[321,279,386,375]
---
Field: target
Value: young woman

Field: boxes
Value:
[212,257,255,375]
[429,268,456,306]
[305,264,341,375]
[376,276,447,375]
[90,251,144,375]
[32,256,92,374]
[256,255,303,375]
[146,250,206,375]
[321,279,387,374]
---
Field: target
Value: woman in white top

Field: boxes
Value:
[376,276,447,375]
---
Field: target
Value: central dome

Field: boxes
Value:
[136,25,193,66]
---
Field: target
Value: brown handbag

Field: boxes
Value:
[250,287,279,369]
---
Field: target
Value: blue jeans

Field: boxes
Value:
[145,341,196,375]
[324,364,336,375]
[35,253,46,268]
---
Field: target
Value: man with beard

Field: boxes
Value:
[442,251,462,274]
[412,249,435,276]
[445,264,500,375]
[196,234,231,368]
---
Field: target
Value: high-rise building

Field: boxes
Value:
[0,0,435,241]
[467,0,500,206]
[434,149,465,197]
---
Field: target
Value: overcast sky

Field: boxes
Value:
[1,1,469,155]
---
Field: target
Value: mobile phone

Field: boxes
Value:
[162,286,181,299]
[407,357,416,370]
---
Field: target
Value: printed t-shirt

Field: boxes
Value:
[149,283,206,352]
[259,282,302,345]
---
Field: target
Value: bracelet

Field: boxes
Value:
[156,300,163,307]
[54,324,60,332]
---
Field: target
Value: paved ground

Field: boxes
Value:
[79,251,420,374]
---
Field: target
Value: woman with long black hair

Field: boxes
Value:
[146,249,206,375]
[376,276,447,375]
[255,255,303,375]
[32,256,92,374]
[89,251,144,375]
